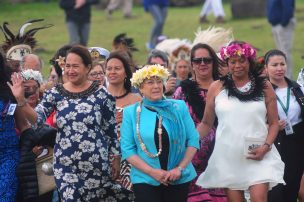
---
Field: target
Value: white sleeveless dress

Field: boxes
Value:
[196,89,285,190]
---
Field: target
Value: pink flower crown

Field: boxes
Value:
[220,43,256,60]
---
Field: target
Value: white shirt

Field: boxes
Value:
[275,86,304,126]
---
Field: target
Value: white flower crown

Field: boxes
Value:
[131,64,170,88]
[21,69,43,84]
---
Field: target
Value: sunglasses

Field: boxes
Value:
[192,57,213,65]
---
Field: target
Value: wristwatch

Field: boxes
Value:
[177,166,184,173]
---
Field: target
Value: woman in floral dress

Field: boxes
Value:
[173,43,227,202]
[32,46,133,201]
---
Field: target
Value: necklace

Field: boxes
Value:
[221,73,265,102]
[136,101,163,158]
[115,91,129,99]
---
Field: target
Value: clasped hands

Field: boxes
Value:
[150,167,182,186]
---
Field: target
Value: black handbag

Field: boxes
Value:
[35,124,57,146]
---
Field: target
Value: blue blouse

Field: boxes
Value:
[121,99,199,186]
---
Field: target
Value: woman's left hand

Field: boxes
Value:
[247,145,270,161]
[111,156,121,180]
[7,72,25,101]
[164,167,182,183]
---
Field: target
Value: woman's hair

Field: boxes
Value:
[264,49,286,65]
[226,40,257,73]
[0,52,15,102]
[147,49,169,67]
[50,44,73,79]
[67,45,92,68]
[190,43,223,80]
[106,51,132,92]
[90,61,105,73]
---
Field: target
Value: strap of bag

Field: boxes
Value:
[291,87,304,119]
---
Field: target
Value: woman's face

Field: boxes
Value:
[24,79,40,108]
[106,58,126,86]
[140,77,163,101]
[175,59,190,80]
[48,67,59,83]
[191,48,213,80]
[265,55,286,81]
[227,56,250,79]
[88,64,105,86]
[65,53,90,85]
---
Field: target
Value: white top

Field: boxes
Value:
[275,87,304,126]
[196,89,285,190]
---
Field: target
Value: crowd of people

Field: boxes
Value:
[0,18,304,202]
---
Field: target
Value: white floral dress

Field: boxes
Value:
[36,82,134,202]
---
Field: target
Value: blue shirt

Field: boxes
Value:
[267,0,294,26]
[121,99,199,186]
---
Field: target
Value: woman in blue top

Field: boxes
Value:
[121,64,199,202]
[143,0,169,49]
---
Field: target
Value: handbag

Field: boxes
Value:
[35,123,57,146]
[35,146,56,195]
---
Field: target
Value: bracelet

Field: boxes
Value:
[177,166,184,173]
[17,99,27,107]
[263,142,272,149]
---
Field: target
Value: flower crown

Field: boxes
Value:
[131,64,170,88]
[220,43,256,60]
[21,69,43,84]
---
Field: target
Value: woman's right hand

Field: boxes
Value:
[278,119,286,131]
[149,168,169,186]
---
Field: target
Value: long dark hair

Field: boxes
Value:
[50,44,73,80]
[264,49,286,65]
[0,53,15,102]
[190,43,224,80]
[106,51,132,93]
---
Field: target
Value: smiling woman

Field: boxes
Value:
[196,41,285,202]
[121,64,199,202]
[28,46,134,201]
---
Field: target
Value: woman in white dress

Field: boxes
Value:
[196,41,285,202]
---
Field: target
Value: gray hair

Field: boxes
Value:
[147,49,169,67]
[20,54,43,71]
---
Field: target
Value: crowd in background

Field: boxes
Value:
[0,0,303,201]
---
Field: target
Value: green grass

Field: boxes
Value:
[1,1,304,78]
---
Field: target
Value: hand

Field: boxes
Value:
[7,72,25,102]
[111,156,121,180]
[247,145,270,161]
[164,167,181,182]
[149,168,169,186]
[32,146,44,156]
[165,77,176,94]
[278,119,286,131]
[74,0,86,9]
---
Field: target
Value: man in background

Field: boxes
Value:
[60,0,98,46]
[267,0,295,79]
[21,54,43,72]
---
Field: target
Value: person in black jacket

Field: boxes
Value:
[60,0,98,46]
[265,49,304,202]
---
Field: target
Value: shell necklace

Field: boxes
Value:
[136,101,163,158]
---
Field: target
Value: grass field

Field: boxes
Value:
[0,0,303,78]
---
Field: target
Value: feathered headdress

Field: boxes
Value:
[155,38,191,70]
[0,19,53,61]
[113,33,138,52]
[192,26,234,53]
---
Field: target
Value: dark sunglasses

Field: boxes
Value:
[192,57,213,65]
